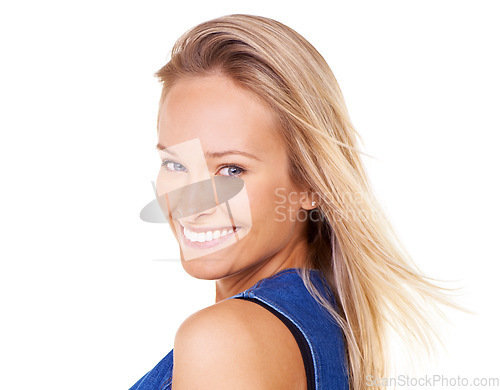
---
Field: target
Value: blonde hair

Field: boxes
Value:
[155,14,463,390]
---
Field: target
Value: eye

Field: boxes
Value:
[217,165,246,177]
[161,160,187,172]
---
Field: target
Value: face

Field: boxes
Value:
[156,75,309,280]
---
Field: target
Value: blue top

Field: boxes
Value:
[129,267,349,390]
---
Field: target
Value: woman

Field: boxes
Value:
[131,14,457,390]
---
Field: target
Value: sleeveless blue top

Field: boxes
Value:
[129,267,349,389]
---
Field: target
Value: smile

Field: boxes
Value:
[179,222,241,248]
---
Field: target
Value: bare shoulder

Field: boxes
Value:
[172,298,307,390]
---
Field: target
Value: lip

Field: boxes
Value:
[178,222,241,249]
[179,222,240,233]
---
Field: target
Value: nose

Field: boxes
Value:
[168,176,245,219]
[172,179,216,219]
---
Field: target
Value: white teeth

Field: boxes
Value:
[182,225,237,243]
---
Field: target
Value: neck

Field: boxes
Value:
[214,236,310,303]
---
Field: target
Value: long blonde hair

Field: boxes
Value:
[155,14,462,390]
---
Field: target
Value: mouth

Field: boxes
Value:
[178,222,242,249]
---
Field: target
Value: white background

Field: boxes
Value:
[0,1,498,389]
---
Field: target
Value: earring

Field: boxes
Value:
[311,201,317,207]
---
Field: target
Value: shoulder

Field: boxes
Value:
[172,298,307,390]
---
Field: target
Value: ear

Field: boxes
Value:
[299,190,319,211]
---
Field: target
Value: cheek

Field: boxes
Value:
[245,180,277,217]
[245,179,299,230]
[225,183,252,229]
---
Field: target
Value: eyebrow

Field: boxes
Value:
[156,144,262,162]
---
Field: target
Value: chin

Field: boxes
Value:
[180,254,234,280]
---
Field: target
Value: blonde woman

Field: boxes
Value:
[130,14,457,390]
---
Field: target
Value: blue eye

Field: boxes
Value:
[218,165,246,177]
[161,160,246,177]
[161,160,186,172]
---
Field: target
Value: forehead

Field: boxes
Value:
[157,75,282,153]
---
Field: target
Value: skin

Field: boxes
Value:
[156,74,315,389]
